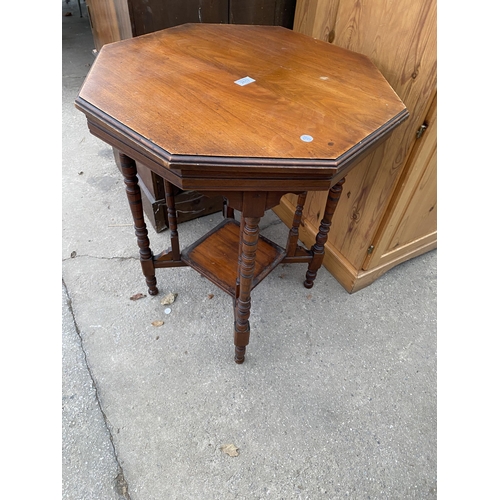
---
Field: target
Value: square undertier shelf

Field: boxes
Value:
[181,219,286,298]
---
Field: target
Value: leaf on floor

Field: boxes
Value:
[130,293,146,301]
[220,444,239,457]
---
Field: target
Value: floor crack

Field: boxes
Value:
[62,254,139,263]
[63,278,132,500]
[260,217,285,232]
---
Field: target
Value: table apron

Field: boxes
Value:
[85,118,340,192]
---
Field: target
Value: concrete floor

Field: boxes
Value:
[62,2,437,498]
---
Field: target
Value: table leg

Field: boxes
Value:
[223,198,235,219]
[285,191,307,256]
[118,152,158,295]
[164,180,180,260]
[234,215,261,364]
[304,178,345,289]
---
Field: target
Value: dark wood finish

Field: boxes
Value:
[230,0,296,28]
[75,24,408,363]
[114,147,224,232]
[129,0,228,35]
[78,25,407,167]
[285,191,307,256]
[223,199,235,219]
[87,1,296,233]
[182,219,285,298]
[86,0,297,48]
[174,190,224,225]
[233,215,262,364]
[118,152,158,295]
[304,178,345,289]
[164,180,181,260]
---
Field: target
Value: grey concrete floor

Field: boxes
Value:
[62,3,437,499]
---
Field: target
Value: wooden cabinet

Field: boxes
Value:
[274,0,437,292]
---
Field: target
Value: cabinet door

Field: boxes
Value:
[362,94,437,272]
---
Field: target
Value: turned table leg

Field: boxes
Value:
[304,178,345,289]
[286,191,307,256]
[118,152,158,295]
[234,215,261,364]
[164,180,180,260]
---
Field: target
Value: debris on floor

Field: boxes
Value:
[161,292,177,305]
[220,444,239,457]
[130,293,146,301]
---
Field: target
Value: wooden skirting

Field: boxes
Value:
[351,236,437,293]
[273,197,436,293]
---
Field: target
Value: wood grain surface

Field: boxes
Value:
[182,219,285,296]
[289,0,436,275]
[78,23,406,162]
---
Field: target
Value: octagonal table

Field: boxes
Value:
[75,23,408,364]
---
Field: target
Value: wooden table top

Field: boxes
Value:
[76,24,407,189]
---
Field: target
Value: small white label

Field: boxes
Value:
[234,76,256,86]
[300,135,314,142]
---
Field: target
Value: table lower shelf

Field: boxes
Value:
[181,219,286,298]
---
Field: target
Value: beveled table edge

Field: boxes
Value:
[75,96,409,174]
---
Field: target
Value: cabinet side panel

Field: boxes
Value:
[294,0,340,40]
[290,0,437,271]
[86,0,122,50]
[114,0,132,39]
